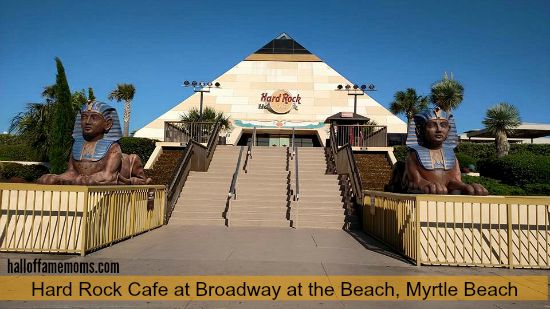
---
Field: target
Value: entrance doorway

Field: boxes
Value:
[237,132,322,147]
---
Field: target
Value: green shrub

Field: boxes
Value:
[523,183,550,196]
[461,175,526,195]
[0,163,49,182]
[0,134,43,161]
[455,153,476,170]
[119,137,157,164]
[0,144,43,161]
[455,142,550,161]
[0,134,22,145]
[477,153,550,186]
[455,142,495,161]
[510,144,550,156]
[393,145,408,162]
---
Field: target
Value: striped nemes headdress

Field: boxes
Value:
[72,101,123,161]
[406,107,458,170]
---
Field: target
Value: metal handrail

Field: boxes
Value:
[329,125,364,205]
[293,136,300,228]
[166,120,221,223]
[340,144,364,205]
[252,126,256,151]
[291,127,296,159]
[294,146,300,202]
[242,126,256,173]
[331,124,387,148]
[164,121,216,144]
[229,146,245,199]
[206,121,221,157]
[243,140,252,173]
[166,141,195,221]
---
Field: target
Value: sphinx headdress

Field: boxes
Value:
[72,101,123,161]
[405,107,458,170]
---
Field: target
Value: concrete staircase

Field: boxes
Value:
[291,147,349,229]
[169,146,240,226]
[229,147,290,227]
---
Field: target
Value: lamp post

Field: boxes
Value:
[336,83,376,114]
[182,80,221,120]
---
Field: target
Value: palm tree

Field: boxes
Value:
[9,102,52,161]
[389,88,429,124]
[482,103,521,158]
[180,106,231,131]
[108,83,135,136]
[430,72,464,114]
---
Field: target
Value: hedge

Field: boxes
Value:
[477,153,550,187]
[456,142,550,161]
[0,163,49,182]
[455,153,476,171]
[461,175,526,196]
[119,137,157,164]
[0,135,43,161]
[523,183,550,196]
[0,136,156,164]
[393,145,408,162]
[0,134,21,145]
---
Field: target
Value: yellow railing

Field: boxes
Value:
[0,183,165,255]
[363,190,550,269]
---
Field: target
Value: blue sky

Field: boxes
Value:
[1,0,549,134]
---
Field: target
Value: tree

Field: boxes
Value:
[71,89,88,113]
[88,87,96,101]
[180,106,231,131]
[108,83,135,137]
[482,103,521,158]
[430,72,464,114]
[41,85,56,103]
[49,57,74,173]
[9,102,52,161]
[389,88,428,124]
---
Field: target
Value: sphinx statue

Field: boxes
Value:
[387,107,487,195]
[38,101,151,185]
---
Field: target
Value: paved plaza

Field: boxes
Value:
[1,225,548,308]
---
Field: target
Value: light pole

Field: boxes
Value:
[336,83,376,114]
[182,80,221,121]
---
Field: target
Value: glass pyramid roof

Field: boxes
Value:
[254,33,312,55]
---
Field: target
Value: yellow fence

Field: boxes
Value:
[363,190,550,269]
[0,183,165,255]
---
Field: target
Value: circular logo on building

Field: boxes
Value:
[267,90,293,114]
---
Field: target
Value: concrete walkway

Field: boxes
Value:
[1,225,548,308]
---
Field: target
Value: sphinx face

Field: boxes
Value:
[81,111,112,142]
[422,119,450,149]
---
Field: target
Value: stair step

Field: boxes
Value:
[230,212,287,220]
[230,205,288,212]
[171,210,225,219]
[168,218,227,226]
[177,195,229,203]
[294,202,345,209]
[229,199,288,207]
[291,208,345,216]
[291,220,346,229]
[229,219,290,228]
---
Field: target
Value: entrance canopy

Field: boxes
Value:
[325,112,371,124]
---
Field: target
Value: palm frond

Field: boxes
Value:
[430,74,464,113]
[482,103,521,134]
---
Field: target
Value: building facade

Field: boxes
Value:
[135,33,406,146]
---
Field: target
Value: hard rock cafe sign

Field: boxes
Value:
[258,90,301,114]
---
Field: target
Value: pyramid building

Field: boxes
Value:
[135,33,406,146]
